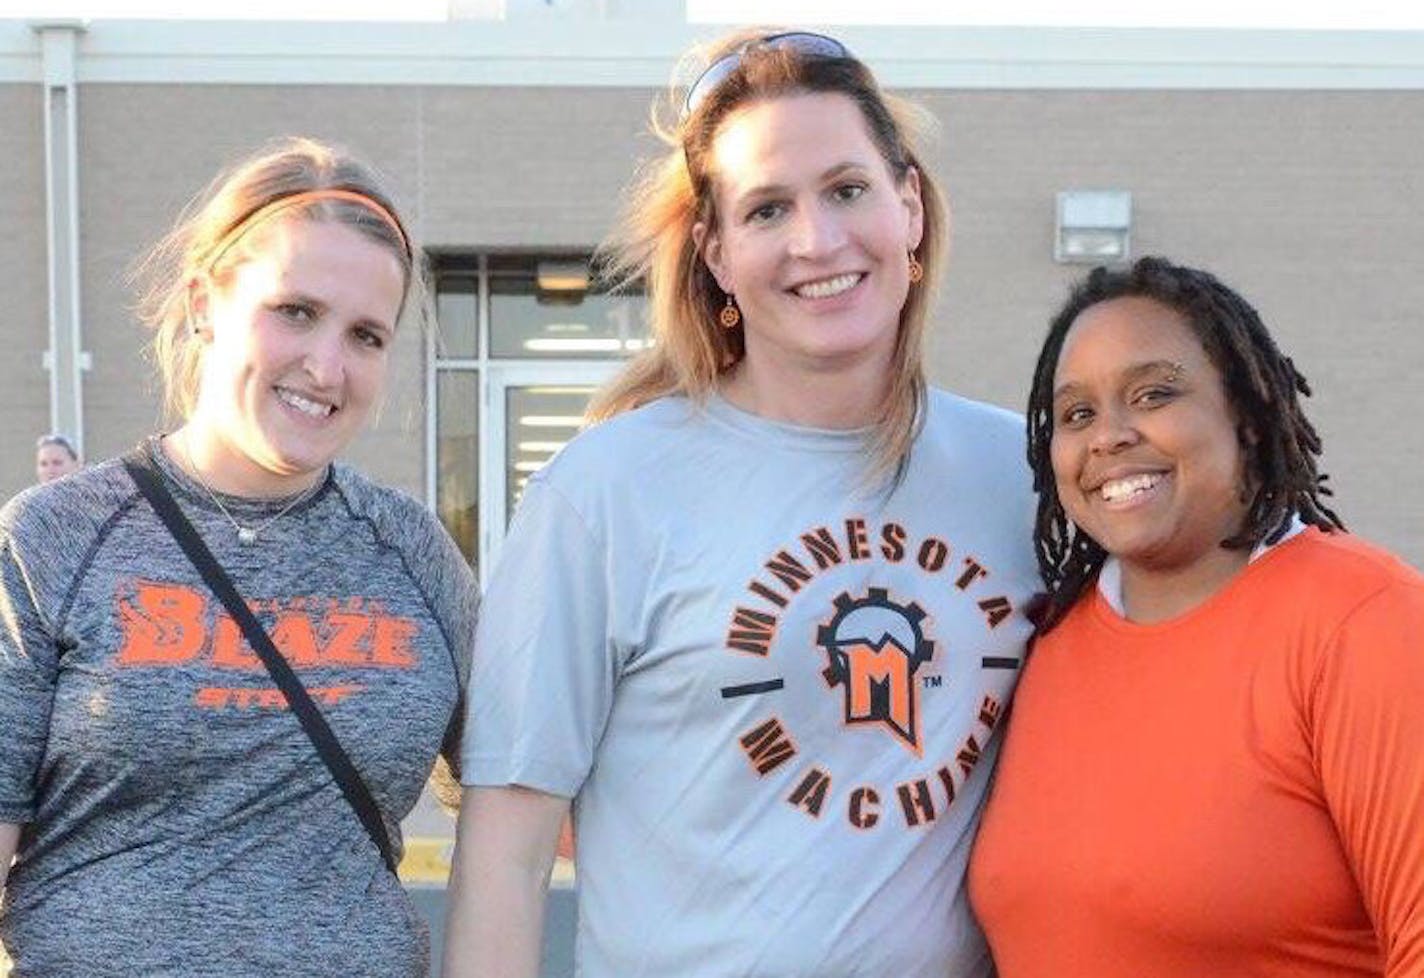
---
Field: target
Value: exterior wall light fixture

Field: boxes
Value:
[1055,190,1132,264]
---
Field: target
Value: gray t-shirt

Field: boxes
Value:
[465,391,1040,978]
[0,439,475,978]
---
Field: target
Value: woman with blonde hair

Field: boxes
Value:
[446,30,1039,978]
[0,138,473,977]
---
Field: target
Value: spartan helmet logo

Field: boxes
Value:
[817,588,936,752]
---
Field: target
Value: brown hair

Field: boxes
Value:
[589,29,948,482]
[134,137,427,421]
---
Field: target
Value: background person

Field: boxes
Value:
[970,256,1424,977]
[33,434,79,484]
[0,138,474,978]
[445,29,1039,978]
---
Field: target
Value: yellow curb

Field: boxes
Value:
[399,836,455,886]
[551,856,576,888]
[397,837,578,889]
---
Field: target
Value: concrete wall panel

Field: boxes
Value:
[5,79,1420,566]
[419,85,654,249]
[77,84,427,497]
[0,84,50,501]
[919,90,1424,564]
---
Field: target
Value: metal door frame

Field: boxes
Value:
[479,361,619,575]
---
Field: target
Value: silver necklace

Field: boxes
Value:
[180,436,321,545]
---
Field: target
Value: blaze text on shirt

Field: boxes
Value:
[115,579,419,709]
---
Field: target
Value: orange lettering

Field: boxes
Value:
[314,684,363,705]
[787,767,832,817]
[937,764,957,804]
[726,607,777,656]
[371,617,418,667]
[845,518,871,561]
[979,696,1003,730]
[956,558,988,590]
[116,581,208,665]
[211,614,261,670]
[764,551,813,592]
[897,778,936,827]
[748,580,789,609]
[324,612,373,665]
[957,735,984,778]
[978,596,1013,628]
[880,523,906,562]
[194,684,364,710]
[739,717,797,776]
[799,527,843,570]
[848,786,880,829]
[271,612,321,668]
[231,688,261,709]
[195,686,229,708]
[844,640,918,750]
[916,537,948,572]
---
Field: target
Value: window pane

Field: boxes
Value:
[505,385,596,519]
[491,269,648,360]
[435,274,479,359]
[437,370,479,567]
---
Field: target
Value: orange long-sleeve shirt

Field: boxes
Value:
[970,529,1424,978]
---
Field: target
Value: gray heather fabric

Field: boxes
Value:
[0,438,475,978]
[465,391,1040,978]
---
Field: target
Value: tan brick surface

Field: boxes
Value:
[0,84,1419,565]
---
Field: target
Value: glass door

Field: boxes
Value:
[480,362,620,574]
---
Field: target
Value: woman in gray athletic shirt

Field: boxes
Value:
[446,30,1039,978]
[0,139,474,977]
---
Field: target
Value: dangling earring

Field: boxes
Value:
[186,276,211,339]
[719,294,741,329]
[907,251,924,284]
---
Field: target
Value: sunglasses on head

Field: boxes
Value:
[683,31,852,119]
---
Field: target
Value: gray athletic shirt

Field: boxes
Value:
[465,391,1039,978]
[0,440,475,978]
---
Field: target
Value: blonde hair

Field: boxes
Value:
[590,29,948,482]
[134,137,428,421]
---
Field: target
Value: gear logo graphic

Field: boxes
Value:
[817,587,936,752]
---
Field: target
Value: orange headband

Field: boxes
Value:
[204,188,411,272]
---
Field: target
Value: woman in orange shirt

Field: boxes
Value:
[970,256,1424,977]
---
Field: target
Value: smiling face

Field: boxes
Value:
[185,218,405,496]
[696,92,923,388]
[1050,296,1252,579]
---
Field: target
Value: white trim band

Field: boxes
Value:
[3,20,1424,89]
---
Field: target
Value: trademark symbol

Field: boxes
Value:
[921,674,943,689]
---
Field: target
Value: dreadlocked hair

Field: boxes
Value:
[1027,255,1346,630]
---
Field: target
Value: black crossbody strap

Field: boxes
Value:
[123,451,398,875]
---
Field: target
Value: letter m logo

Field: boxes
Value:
[817,588,935,754]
